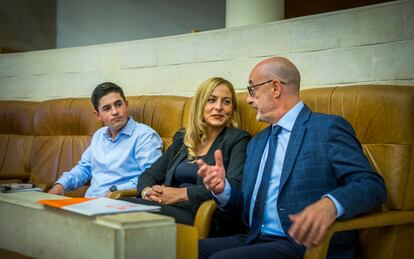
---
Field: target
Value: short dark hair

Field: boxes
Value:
[91,82,126,111]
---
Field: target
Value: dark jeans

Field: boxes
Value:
[209,209,247,237]
[199,234,304,259]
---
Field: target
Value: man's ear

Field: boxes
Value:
[94,110,102,121]
[272,80,282,98]
[124,99,129,108]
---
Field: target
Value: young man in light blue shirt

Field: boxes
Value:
[48,82,162,198]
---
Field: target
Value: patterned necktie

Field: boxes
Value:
[245,125,280,244]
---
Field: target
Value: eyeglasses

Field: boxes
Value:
[247,79,285,97]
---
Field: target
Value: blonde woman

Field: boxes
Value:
[125,77,251,226]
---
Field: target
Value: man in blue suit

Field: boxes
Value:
[197,57,386,259]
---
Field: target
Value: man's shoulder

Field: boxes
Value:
[303,111,355,138]
[91,126,107,139]
[307,111,350,127]
[131,121,159,136]
[121,120,162,148]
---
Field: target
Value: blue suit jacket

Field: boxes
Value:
[225,105,386,258]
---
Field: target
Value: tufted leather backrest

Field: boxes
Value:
[29,98,102,195]
[300,85,414,211]
[0,101,37,182]
[235,93,268,136]
[182,98,193,131]
[128,95,188,150]
[2,84,413,210]
[26,95,186,194]
[33,98,101,136]
[299,85,414,259]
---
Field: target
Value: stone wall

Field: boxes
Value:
[0,0,413,100]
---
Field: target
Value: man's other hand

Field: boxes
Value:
[288,197,337,248]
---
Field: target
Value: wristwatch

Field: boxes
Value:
[109,185,118,192]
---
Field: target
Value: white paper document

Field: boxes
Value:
[40,197,160,216]
[64,198,160,216]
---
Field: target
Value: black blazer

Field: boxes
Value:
[137,127,251,213]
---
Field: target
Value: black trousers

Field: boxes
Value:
[121,197,195,225]
[209,209,247,237]
[199,234,305,259]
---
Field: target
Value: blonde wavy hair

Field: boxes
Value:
[184,77,240,160]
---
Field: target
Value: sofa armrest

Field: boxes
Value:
[194,200,218,239]
[109,188,137,199]
[304,210,414,259]
[177,223,198,259]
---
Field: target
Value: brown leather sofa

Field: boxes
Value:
[1,85,413,259]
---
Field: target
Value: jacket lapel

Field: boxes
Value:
[245,126,272,206]
[165,145,188,185]
[279,105,311,192]
[203,127,226,165]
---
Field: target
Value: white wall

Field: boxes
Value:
[226,0,284,28]
[0,0,413,101]
[57,0,225,48]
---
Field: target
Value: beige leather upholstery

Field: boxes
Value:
[300,85,414,259]
[0,101,37,183]
[29,98,101,196]
[301,86,414,212]
[193,200,217,239]
[1,85,413,259]
[128,95,188,150]
[236,93,268,136]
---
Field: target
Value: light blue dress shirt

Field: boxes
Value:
[57,117,163,197]
[216,101,344,236]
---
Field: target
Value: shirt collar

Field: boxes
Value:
[274,101,304,132]
[104,116,134,139]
